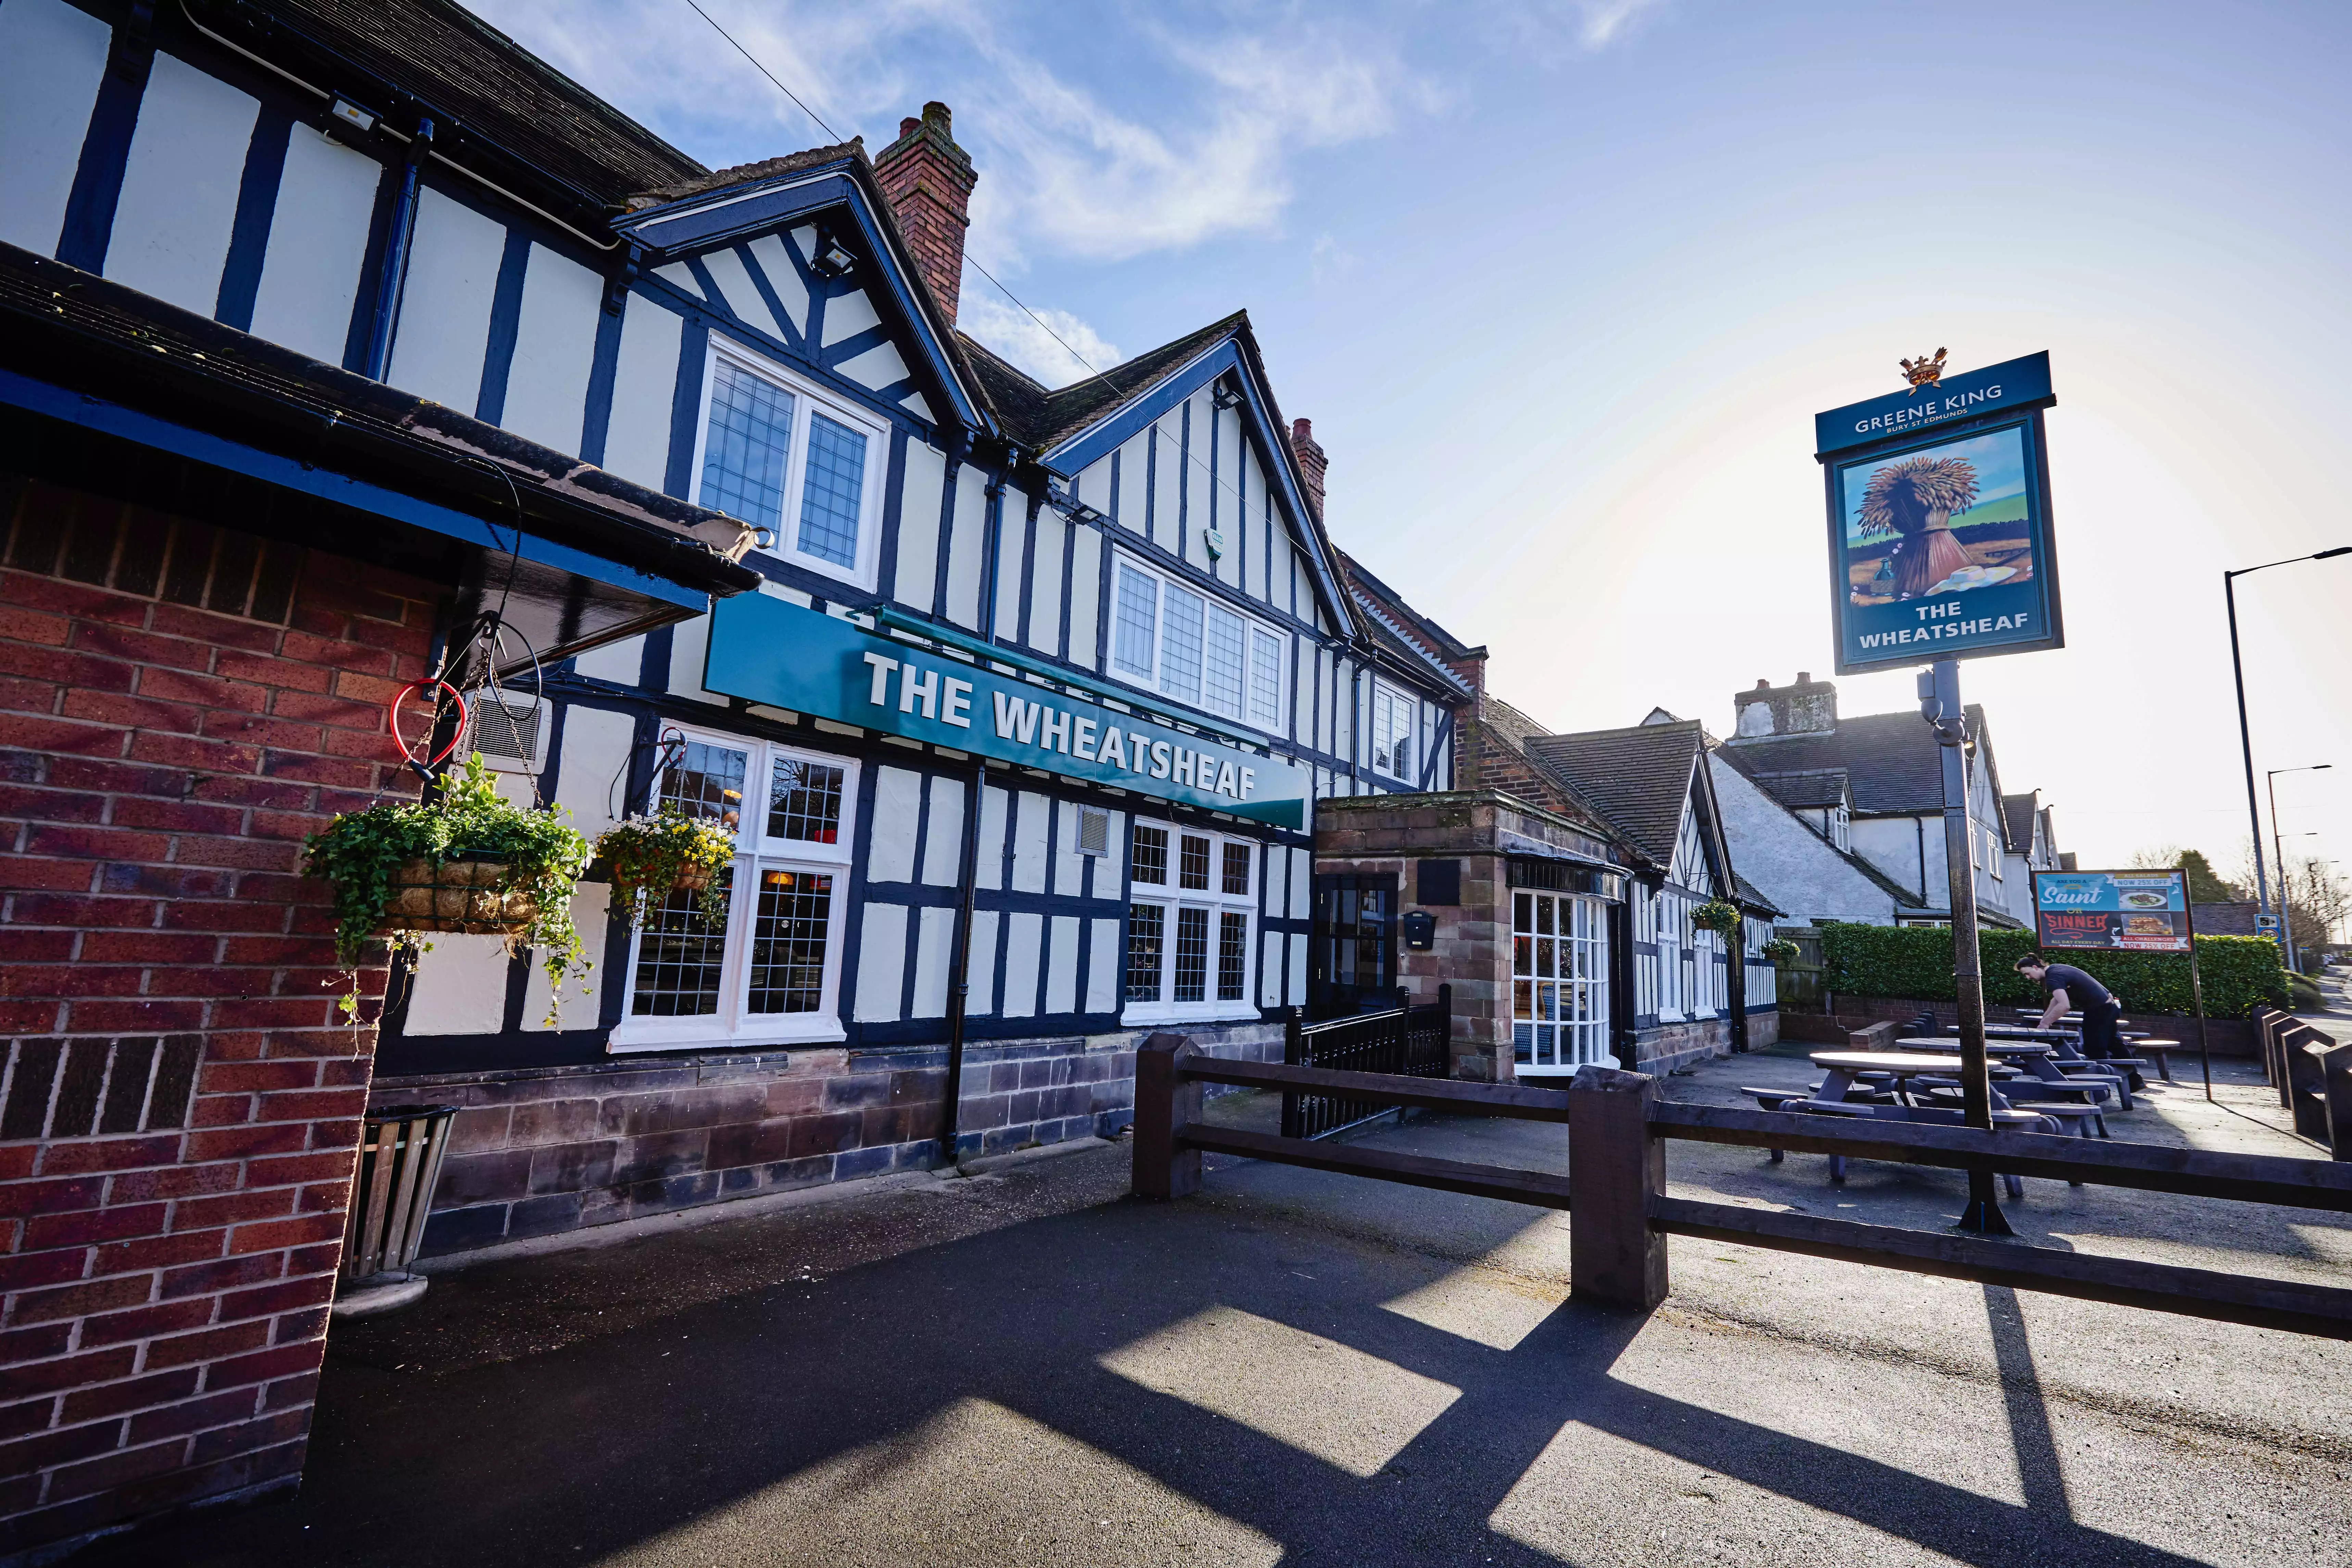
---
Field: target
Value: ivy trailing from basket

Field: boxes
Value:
[1690,899,1742,935]
[594,807,735,931]
[1760,938,1801,964]
[303,754,593,1022]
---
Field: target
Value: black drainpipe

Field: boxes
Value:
[363,116,434,381]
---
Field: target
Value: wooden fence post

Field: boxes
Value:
[1132,1032,1202,1200]
[1568,1063,1667,1311]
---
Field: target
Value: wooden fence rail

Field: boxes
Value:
[1130,1033,2352,1340]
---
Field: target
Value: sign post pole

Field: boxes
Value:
[2187,899,2213,1102]
[1927,656,2007,1236]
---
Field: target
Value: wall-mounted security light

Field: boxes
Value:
[330,98,377,134]
[1050,490,1105,525]
[1211,380,1243,410]
[812,236,857,277]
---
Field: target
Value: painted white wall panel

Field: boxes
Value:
[1010,790,1050,894]
[943,464,986,629]
[1152,417,1183,547]
[820,285,881,347]
[1075,455,1113,512]
[664,612,723,705]
[1000,911,1042,1017]
[745,234,807,336]
[602,295,683,489]
[387,186,505,413]
[1086,919,1121,1014]
[1044,916,1080,1014]
[0,0,111,256]
[1263,844,1286,916]
[403,934,510,1035]
[105,52,256,315]
[900,392,935,422]
[866,767,923,884]
[1292,637,1311,742]
[523,882,606,1031]
[551,703,638,843]
[1288,934,1307,1004]
[502,243,601,455]
[991,496,1028,642]
[836,339,910,391]
[852,902,907,1021]
[572,634,643,684]
[1113,432,1148,531]
[921,775,963,886]
[651,261,701,300]
[966,909,999,1015]
[1067,525,1102,671]
[248,125,378,365]
[1289,848,1312,920]
[698,246,787,342]
[975,783,1008,890]
[911,906,954,1019]
[1082,810,1123,900]
[1261,931,1282,1007]
[1028,510,1065,657]
[893,440,946,611]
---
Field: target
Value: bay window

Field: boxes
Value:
[1512,889,1610,1074]
[610,729,856,1051]
[694,341,885,589]
[1123,819,1259,1023]
[1109,554,1286,730]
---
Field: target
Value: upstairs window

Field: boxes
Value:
[694,343,884,589]
[1109,554,1286,729]
[1370,682,1416,781]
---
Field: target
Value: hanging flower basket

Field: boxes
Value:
[1761,938,1801,964]
[594,807,736,930]
[1691,899,1742,935]
[304,755,592,1022]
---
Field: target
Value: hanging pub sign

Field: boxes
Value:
[702,592,1314,829]
[1815,351,2064,675]
[2031,868,2193,952]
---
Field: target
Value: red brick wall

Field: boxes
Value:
[0,477,433,1552]
[872,104,976,326]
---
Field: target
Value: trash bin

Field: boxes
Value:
[333,1103,458,1319]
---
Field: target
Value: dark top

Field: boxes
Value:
[2040,963,2114,1009]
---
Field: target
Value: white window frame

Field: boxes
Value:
[1512,889,1612,1076]
[1655,889,1685,1022]
[1106,550,1288,732]
[1121,817,1260,1026]
[690,335,888,593]
[608,724,859,1053]
[1369,680,1416,782]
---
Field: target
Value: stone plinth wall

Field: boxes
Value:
[377,1023,1282,1255]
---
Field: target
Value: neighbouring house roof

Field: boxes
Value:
[1718,708,1983,817]
[1732,874,1785,917]
[1525,719,1706,869]
[1335,552,1474,699]
[959,314,1246,455]
[2001,792,2041,854]
[1748,767,1851,811]
[1336,552,1479,659]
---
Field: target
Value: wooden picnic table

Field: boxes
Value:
[1898,1036,2135,1110]
[1897,1036,2055,1059]
[1809,1051,1963,1105]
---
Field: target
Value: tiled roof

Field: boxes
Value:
[1749,768,1850,810]
[2001,792,2040,853]
[1525,720,1704,867]
[627,142,866,210]
[1718,708,1983,816]
[1336,552,1478,659]
[1335,553,1472,698]
[959,314,1246,454]
[1732,875,1784,916]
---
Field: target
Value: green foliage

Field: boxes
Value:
[2173,849,2241,905]
[303,755,592,1020]
[1760,938,1801,964]
[1818,922,2289,1019]
[594,807,735,930]
[1691,899,1741,935]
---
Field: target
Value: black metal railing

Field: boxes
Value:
[1280,985,1451,1140]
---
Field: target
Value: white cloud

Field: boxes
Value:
[1575,0,1667,49]
[957,289,1122,389]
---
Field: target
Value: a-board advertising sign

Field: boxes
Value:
[2031,869,2193,953]
[1816,352,2063,674]
[701,592,1315,829]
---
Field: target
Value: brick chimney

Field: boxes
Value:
[1289,417,1327,520]
[1728,672,1838,743]
[873,101,976,325]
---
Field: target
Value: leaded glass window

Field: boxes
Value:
[796,413,866,569]
[698,361,793,531]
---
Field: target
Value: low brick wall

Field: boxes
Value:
[376,1023,1282,1256]
[1637,1017,1731,1074]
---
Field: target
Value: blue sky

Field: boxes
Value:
[478,0,2352,899]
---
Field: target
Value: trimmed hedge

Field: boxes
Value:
[1819,924,2289,1019]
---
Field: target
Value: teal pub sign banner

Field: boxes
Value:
[704,593,1314,829]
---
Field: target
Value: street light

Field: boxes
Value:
[2226,548,2350,967]
[2268,765,2331,973]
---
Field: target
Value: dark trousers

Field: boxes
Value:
[2079,999,2123,1060]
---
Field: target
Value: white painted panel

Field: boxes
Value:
[602,294,683,489]
[403,934,511,1035]
[523,882,607,1030]
[892,440,946,611]
[921,775,963,886]
[0,0,111,256]
[1050,796,1084,898]
[975,783,1008,891]
[853,902,908,1021]
[387,185,505,413]
[745,234,807,336]
[701,246,788,342]
[1151,416,1182,546]
[652,261,701,300]
[1313,645,1331,753]
[1245,448,1269,602]
[867,766,923,884]
[901,392,935,422]
[502,243,601,455]
[248,125,378,364]
[1263,844,1286,915]
[1113,432,1148,531]
[1289,848,1311,920]
[837,339,910,390]
[1292,636,1312,742]
[665,612,723,705]
[572,634,643,685]
[821,285,881,347]
[1010,790,1050,894]
[1086,919,1121,1014]
[1086,810,1124,900]
[1288,933,1307,1005]
[966,909,999,1015]
[1001,911,1042,1018]
[1066,525,1102,671]
[1028,510,1065,657]
[1075,456,1113,511]
[1261,931,1282,1008]
[789,225,818,261]
[912,906,954,1019]
[551,703,638,843]
[1045,916,1080,1015]
[944,464,987,629]
[991,496,1028,642]
[105,53,257,315]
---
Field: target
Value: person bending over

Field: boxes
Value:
[2016,953,2122,1060]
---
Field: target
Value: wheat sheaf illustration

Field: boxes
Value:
[1857,456,1979,597]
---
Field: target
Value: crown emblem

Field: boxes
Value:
[1899,347,1948,393]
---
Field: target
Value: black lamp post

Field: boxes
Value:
[2226,549,2350,966]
